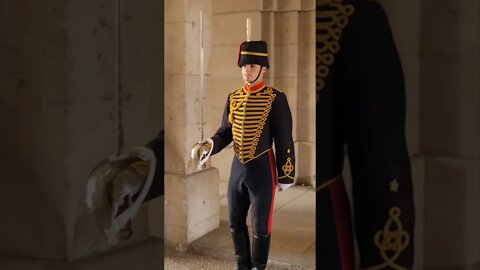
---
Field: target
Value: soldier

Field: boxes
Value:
[317,0,415,269]
[191,40,296,270]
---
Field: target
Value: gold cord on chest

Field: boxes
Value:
[229,87,276,163]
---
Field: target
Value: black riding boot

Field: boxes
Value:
[231,228,252,270]
[251,234,270,270]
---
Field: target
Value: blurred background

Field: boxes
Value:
[376,0,479,268]
[0,0,164,269]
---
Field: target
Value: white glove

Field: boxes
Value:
[278,183,293,192]
[190,139,214,169]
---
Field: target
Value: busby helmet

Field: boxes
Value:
[237,40,269,68]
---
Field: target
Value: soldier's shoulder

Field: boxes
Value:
[267,86,287,99]
[267,86,284,94]
[229,87,244,96]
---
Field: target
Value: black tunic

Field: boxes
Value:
[317,0,415,269]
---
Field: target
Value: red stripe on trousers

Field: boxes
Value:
[329,177,354,270]
[267,149,277,234]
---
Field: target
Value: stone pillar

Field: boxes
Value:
[0,1,69,262]
[65,0,165,259]
[420,0,480,268]
[0,0,164,268]
[206,0,264,194]
[164,0,220,250]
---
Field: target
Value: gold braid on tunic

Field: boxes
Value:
[228,87,276,163]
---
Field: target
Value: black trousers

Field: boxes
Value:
[228,149,277,236]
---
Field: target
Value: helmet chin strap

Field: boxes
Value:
[247,66,264,85]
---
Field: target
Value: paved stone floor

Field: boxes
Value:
[165,249,310,270]
[167,185,316,270]
[165,249,236,270]
[2,186,314,270]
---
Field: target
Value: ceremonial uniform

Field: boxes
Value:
[317,1,415,269]
[211,82,295,233]
[195,40,295,270]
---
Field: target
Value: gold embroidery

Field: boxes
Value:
[129,160,149,177]
[235,148,271,164]
[365,207,410,270]
[240,51,268,57]
[390,179,399,193]
[316,0,355,100]
[279,157,294,179]
[230,87,276,163]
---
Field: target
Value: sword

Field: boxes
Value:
[200,11,205,141]
[246,17,251,41]
[115,0,124,155]
[192,11,212,170]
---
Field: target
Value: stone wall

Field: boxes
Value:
[0,0,164,267]
[164,0,220,249]
[374,0,479,269]
[419,0,479,268]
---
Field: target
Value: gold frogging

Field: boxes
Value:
[229,87,276,163]
[279,157,294,180]
[365,207,410,270]
[129,160,149,177]
[316,0,354,100]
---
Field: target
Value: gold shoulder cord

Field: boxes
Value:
[365,180,410,270]
[228,88,245,124]
[316,0,354,101]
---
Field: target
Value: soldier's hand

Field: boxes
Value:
[191,139,214,169]
[277,183,293,192]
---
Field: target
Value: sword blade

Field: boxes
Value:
[200,11,204,141]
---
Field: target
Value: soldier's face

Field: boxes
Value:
[242,64,265,83]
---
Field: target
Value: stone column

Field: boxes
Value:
[420,0,480,268]
[0,0,164,268]
[64,0,165,259]
[164,0,219,250]
[0,1,69,264]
